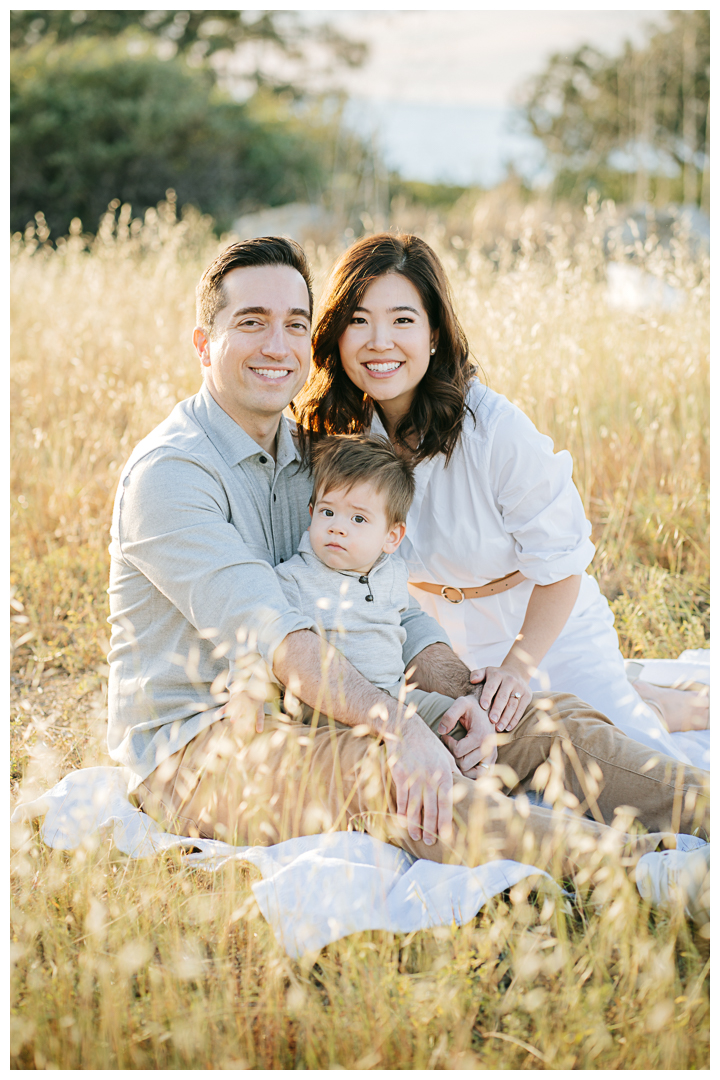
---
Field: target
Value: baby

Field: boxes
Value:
[274,433,494,759]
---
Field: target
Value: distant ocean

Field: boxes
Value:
[342,98,549,188]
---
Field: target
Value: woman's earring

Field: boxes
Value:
[430,347,436,355]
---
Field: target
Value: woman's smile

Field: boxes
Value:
[362,359,404,375]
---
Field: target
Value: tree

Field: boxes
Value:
[10,10,366,90]
[10,39,366,236]
[10,12,371,236]
[518,10,709,206]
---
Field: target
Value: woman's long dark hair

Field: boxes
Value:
[293,233,477,465]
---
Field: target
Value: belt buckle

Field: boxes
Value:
[441,585,465,604]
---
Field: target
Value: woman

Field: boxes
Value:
[294,233,708,767]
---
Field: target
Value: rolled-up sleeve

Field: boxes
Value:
[487,406,595,585]
[400,589,451,666]
[117,449,315,670]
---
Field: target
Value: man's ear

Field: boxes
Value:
[382,522,406,554]
[193,326,211,367]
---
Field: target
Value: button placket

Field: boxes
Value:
[269,468,281,566]
[359,574,373,602]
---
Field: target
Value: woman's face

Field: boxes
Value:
[337,273,437,419]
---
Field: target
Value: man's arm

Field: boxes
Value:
[268,629,462,847]
[405,641,475,698]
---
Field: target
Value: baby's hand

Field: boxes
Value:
[437,695,498,778]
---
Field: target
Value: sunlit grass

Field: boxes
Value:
[10,196,709,1068]
[10,829,710,1069]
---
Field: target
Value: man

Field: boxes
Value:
[107,237,708,914]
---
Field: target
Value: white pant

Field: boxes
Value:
[527,581,702,766]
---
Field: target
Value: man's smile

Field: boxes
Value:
[249,366,293,380]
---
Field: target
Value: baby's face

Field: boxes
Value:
[309,481,405,574]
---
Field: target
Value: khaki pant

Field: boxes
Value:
[134,692,709,876]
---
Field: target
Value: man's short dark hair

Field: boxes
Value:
[310,434,415,527]
[196,236,314,337]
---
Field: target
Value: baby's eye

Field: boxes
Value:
[320,508,333,517]
[351,515,366,524]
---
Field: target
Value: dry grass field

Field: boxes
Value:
[10,196,709,1069]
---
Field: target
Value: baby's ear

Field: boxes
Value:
[308,503,314,517]
[382,521,406,554]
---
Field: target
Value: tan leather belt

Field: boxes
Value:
[410,570,527,604]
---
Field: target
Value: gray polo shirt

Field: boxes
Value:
[107,382,450,790]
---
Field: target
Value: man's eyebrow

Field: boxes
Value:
[353,305,421,315]
[229,306,310,319]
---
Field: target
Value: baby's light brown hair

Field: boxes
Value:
[310,434,415,527]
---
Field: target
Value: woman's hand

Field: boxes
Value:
[468,667,532,732]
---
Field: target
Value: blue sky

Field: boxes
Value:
[295,9,670,186]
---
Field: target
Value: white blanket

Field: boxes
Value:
[11,650,709,958]
[11,766,551,958]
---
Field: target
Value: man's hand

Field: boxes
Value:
[469,667,532,732]
[387,714,462,846]
[436,695,498,778]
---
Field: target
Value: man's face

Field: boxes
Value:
[194,264,312,429]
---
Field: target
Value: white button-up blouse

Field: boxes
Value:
[372,380,597,669]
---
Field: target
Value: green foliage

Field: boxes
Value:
[10,9,367,72]
[550,166,685,207]
[10,39,359,236]
[518,11,710,205]
[389,176,475,211]
[606,566,708,661]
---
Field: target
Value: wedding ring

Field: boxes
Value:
[512,692,521,699]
